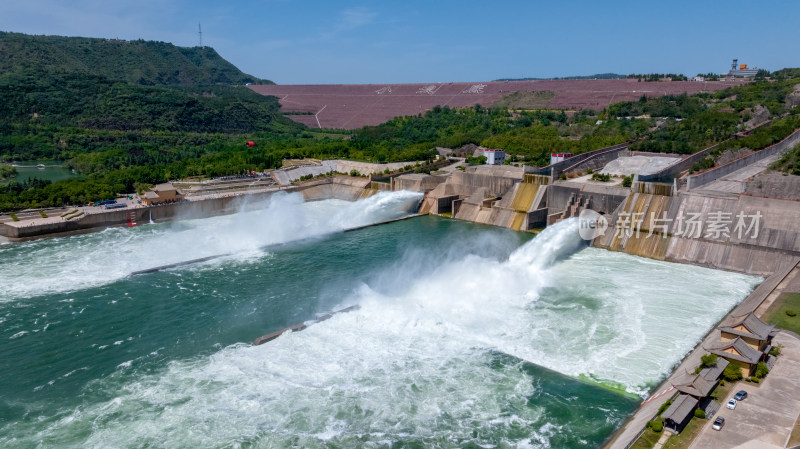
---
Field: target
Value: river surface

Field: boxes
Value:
[8,161,80,184]
[0,191,759,448]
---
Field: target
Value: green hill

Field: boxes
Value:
[0,32,296,135]
[0,31,270,86]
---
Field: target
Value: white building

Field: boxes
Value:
[550,153,574,165]
[482,148,506,165]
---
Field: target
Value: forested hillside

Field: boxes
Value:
[1,32,799,211]
[0,32,269,86]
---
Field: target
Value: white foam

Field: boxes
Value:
[0,190,422,301]
[14,218,758,447]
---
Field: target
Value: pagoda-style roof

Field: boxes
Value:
[718,312,774,341]
[673,358,729,398]
[662,394,698,424]
[706,337,763,365]
[154,183,179,192]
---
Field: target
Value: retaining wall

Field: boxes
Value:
[594,191,800,276]
[1,177,370,240]
[528,142,630,177]
[547,183,629,217]
[557,147,631,178]
[637,145,718,183]
[687,127,800,190]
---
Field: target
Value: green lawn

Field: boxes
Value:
[662,417,707,449]
[710,380,735,402]
[630,428,661,449]
[763,292,800,335]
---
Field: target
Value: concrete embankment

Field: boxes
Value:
[0,177,370,241]
[603,257,800,449]
[593,183,800,276]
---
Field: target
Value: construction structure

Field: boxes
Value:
[705,312,776,377]
[141,183,184,206]
[482,147,506,165]
[728,59,760,77]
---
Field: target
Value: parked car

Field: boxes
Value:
[734,390,748,401]
[712,416,725,431]
[727,398,737,410]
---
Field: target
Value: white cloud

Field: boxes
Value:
[320,6,376,40]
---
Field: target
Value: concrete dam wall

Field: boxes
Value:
[592,189,800,276]
[0,177,370,240]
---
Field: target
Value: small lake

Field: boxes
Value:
[8,161,81,183]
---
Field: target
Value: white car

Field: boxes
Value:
[727,398,737,410]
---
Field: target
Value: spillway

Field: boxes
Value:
[0,193,759,448]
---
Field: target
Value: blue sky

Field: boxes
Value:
[1,0,797,84]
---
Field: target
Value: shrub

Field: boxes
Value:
[622,174,633,187]
[723,363,743,381]
[647,419,664,432]
[349,169,361,177]
[10,213,19,221]
[591,172,612,182]
[700,354,718,368]
[769,344,783,357]
[38,210,48,218]
[559,173,567,180]
[786,310,797,317]
[694,409,706,419]
[754,361,769,379]
[657,399,673,416]
[465,156,487,166]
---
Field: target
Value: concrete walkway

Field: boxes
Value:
[695,153,782,194]
[653,430,672,449]
[688,331,800,449]
[604,258,800,449]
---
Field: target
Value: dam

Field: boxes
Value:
[0,190,760,448]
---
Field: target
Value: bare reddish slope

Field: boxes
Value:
[249,79,745,129]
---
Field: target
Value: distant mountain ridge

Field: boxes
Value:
[0,31,271,86]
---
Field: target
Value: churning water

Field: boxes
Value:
[0,191,759,448]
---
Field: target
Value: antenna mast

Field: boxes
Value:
[198,23,202,47]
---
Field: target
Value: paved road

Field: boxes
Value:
[689,331,800,449]
[696,153,782,194]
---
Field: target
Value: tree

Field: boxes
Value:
[754,362,769,379]
[701,353,718,368]
[722,363,743,381]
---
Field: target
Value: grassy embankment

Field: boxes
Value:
[763,292,800,335]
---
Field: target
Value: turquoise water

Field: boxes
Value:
[0,192,759,448]
[8,161,80,184]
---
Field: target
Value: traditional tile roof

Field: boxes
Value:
[718,312,775,341]
[673,358,729,398]
[662,394,698,424]
[155,183,177,192]
[706,337,763,365]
